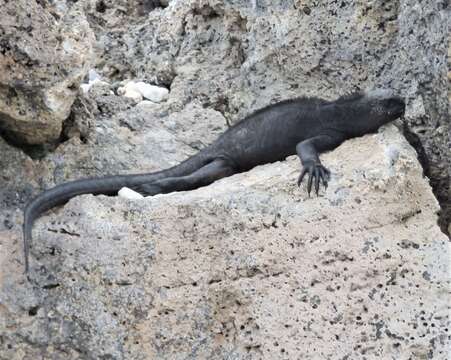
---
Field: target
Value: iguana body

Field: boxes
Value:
[23,90,405,272]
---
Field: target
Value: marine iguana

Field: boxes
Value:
[23,90,405,273]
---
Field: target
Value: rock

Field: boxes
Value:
[118,187,144,200]
[0,98,226,226]
[136,100,159,108]
[80,69,109,94]
[88,69,101,82]
[0,125,449,358]
[90,0,449,230]
[80,83,93,94]
[62,91,98,142]
[117,81,144,102]
[0,0,95,144]
[122,88,143,102]
[117,81,169,103]
[0,1,449,358]
[133,82,169,103]
[80,78,110,94]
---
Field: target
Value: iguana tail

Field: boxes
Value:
[23,152,210,273]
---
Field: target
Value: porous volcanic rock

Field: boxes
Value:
[0,0,95,144]
[0,126,449,359]
[5,0,448,228]
[0,1,449,358]
[86,0,450,231]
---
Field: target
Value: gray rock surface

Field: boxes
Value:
[0,0,449,359]
[1,0,448,225]
[1,125,449,359]
[86,0,451,230]
[0,0,95,144]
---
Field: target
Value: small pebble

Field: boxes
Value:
[134,81,169,103]
[118,187,144,200]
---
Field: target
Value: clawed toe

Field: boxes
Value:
[297,163,330,196]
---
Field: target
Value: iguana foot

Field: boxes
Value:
[297,162,330,196]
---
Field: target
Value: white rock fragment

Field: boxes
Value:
[80,83,92,94]
[80,69,109,94]
[123,88,143,102]
[118,187,144,200]
[117,81,143,102]
[137,100,158,108]
[88,69,101,82]
[134,82,169,103]
[80,79,109,94]
[117,80,169,103]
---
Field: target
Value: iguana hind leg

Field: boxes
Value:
[135,158,236,196]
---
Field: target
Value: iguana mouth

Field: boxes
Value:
[391,98,405,117]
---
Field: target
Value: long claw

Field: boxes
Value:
[298,163,331,196]
[307,166,313,196]
[297,168,307,187]
[324,168,331,181]
[314,167,320,195]
[319,167,328,188]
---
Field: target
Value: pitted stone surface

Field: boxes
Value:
[0,0,449,358]
[0,0,95,144]
[1,126,449,359]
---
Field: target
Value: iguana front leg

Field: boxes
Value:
[296,134,344,196]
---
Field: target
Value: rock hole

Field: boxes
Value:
[302,6,311,15]
[137,0,168,16]
[96,0,106,13]
[0,127,56,160]
[42,283,60,290]
[28,306,39,316]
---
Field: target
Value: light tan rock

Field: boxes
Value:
[93,0,450,231]
[0,0,95,144]
[1,126,449,359]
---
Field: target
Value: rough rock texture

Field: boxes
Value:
[0,0,95,144]
[1,0,448,225]
[1,125,449,359]
[79,0,451,231]
[0,0,450,358]
[0,91,227,234]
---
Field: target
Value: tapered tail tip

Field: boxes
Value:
[23,211,31,275]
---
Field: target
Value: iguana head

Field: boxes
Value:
[336,90,405,136]
[365,89,405,120]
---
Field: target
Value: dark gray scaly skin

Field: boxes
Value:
[23,90,405,273]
